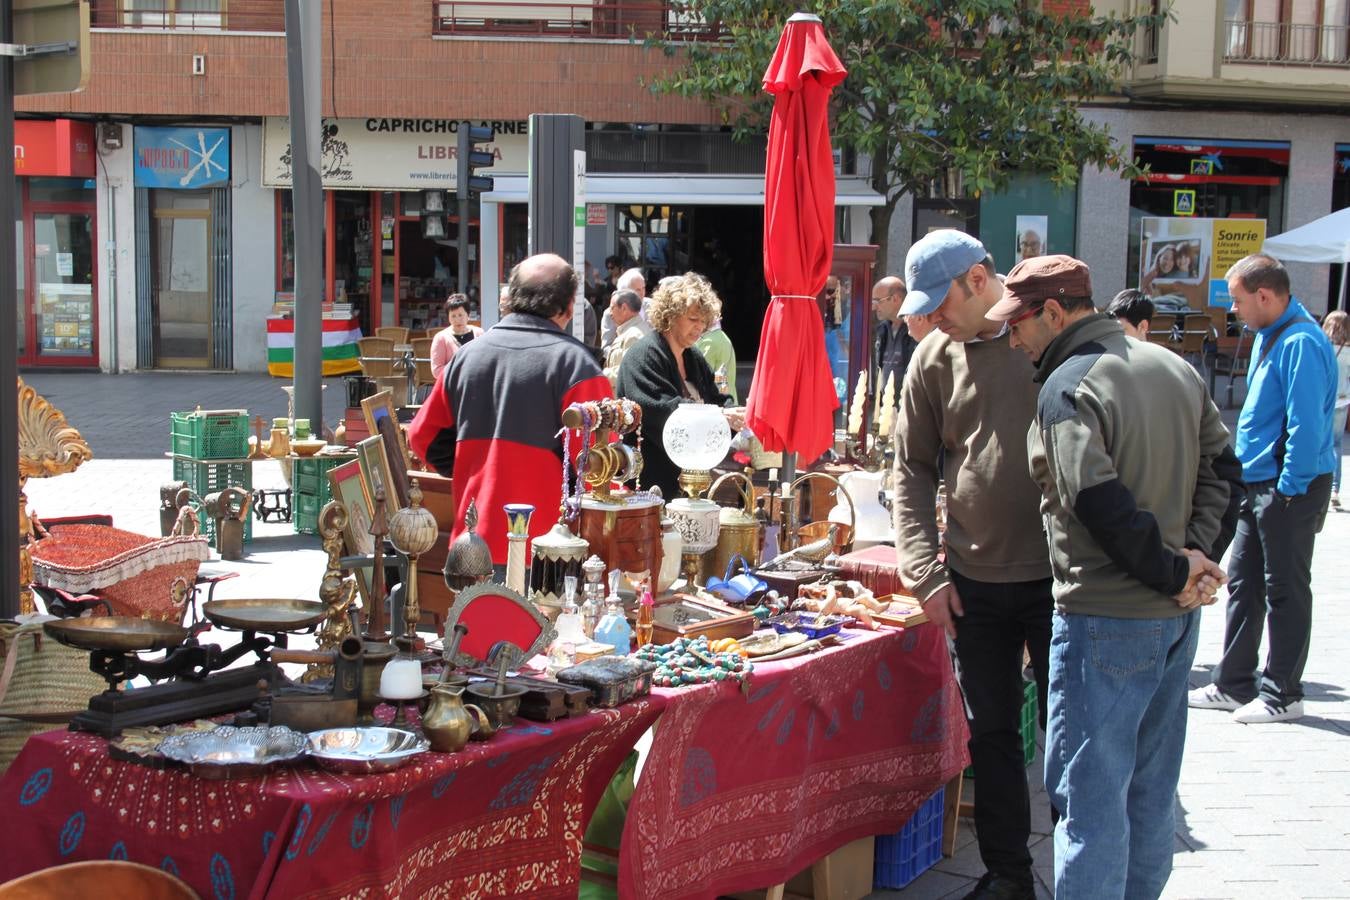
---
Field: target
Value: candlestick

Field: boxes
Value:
[503,503,534,594]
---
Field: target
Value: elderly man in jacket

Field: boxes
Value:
[994,254,1232,900]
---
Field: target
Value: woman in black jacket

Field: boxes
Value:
[616,273,743,498]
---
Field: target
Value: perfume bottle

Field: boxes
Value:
[593,569,633,656]
[554,575,587,646]
[580,554,606,639]
[636,590,655,648]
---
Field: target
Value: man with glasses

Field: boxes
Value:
[870,275,919,403]
[891,230,1050,900]
[992,254,1232,899]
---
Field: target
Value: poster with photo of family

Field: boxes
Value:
[1015,216,1049,264]
[1139,217,1266,309]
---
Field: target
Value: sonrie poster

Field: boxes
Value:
[1139,217,1266,309]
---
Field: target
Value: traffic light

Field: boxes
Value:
[457,123,495,197]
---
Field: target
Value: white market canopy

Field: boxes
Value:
[1262,206,1350,310]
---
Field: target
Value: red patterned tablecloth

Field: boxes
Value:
[0,698,663,899]
[620,624,968,900]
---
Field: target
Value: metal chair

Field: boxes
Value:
[1206,331,1252,408]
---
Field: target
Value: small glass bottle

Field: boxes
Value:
[580,554,606,639]
[593,570,633,655]
[636,590,655,648]
[554,575,587,645]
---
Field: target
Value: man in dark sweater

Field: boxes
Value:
[892,231,1050,900]
[409,253,611,565]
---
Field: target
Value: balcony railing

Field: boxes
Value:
[91,1,284,33]
[1224,19,1350,67]
[432,0,727,41]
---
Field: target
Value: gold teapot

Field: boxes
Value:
[702,470,763,582]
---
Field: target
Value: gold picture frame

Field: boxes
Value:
[360,389,412,506]
[327,458,374,605]
[357,435,400,517]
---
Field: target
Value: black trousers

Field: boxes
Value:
[1214,474,1330,706]
[949,569,1053,879]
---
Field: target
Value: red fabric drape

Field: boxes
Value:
[745,14,847,461]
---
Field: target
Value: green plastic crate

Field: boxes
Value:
[965,679,1038,779]
[199,507,254,548]
[172,456,253,497]
[293,457,345,535]
[171,411,249,460]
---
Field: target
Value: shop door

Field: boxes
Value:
[27,208,97,366]
[151,193,213,368]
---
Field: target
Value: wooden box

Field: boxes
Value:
[873,592,929,628]
[651,594,756,645]
[578,493,663,577]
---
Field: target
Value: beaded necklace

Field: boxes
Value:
[634,635,752,687]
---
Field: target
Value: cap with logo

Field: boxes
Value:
[987,255,1094,322]
[901,230,991,317]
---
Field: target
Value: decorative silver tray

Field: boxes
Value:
[157,725,308,779]
[307,726,430,774]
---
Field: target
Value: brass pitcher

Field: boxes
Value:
[421,683,488,753]
[702,470,762,582]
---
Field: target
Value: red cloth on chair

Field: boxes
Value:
[619,625,968,899]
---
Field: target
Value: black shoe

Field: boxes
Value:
[961,871,1036,900]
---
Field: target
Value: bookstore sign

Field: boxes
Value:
[262,117,529,191]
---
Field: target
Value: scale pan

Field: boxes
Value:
[43,617,189,653]
[203,598,329,632]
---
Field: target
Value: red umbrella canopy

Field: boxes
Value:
[745,12,847,461]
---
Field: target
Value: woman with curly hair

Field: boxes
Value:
[1322,310,1350,505]
[616,272,743,498]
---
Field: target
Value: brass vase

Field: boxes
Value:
[420,683,486,753]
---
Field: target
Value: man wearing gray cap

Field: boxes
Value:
[993,254,1233,900]
[891,230,1049,900]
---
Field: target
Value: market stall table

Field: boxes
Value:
[0,699,663,899]
[620,622,967,900]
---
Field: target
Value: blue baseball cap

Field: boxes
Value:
[901,230,990,316]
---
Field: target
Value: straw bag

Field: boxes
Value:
[0,620,105,774]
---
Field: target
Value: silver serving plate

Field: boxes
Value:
[307,726,430,774]
[157,725,308,779]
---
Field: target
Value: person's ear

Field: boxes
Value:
[1043,299,1066,326]
[966,265,987,294]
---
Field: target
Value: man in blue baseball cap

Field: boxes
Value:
[891,229,1051,900]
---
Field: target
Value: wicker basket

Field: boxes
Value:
[1,621,107,774]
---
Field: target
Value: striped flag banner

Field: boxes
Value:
[266,316,363,377]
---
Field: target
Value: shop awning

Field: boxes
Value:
[481,173,884,206]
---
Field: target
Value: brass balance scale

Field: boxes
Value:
[43,597,330,738]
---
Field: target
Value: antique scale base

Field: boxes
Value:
[71,661,282,737]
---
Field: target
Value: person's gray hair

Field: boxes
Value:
[617,268,646,292]
[1226,254,1290,298]
[612,289,641,313]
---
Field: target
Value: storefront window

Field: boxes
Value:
[501,204,528,283]
[616,205,690,282]
[15,196,24,357]
[278,191,296,292]
[33,211,95,358]
[1128,137,1288,301]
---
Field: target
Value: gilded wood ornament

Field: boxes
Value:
[308,499,359,682]
[17,377,94,614]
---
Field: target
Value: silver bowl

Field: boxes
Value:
[157,725,308,779]
[306,726,430,774]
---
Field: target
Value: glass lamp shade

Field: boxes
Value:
[665,496,721,555]
[662,402,732,473]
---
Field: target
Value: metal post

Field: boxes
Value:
[284,0,323,429]
[527,114,585,339]
[0,0,17,618]
[457,123,469,298]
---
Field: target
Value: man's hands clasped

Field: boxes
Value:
[1174,549,1227,609]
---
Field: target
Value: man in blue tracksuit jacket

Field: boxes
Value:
[1190,254,1337,723]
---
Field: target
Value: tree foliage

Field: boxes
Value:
[652,0,1167,266]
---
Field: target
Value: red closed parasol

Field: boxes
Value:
[744,12,847,462]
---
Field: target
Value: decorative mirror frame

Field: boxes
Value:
[443,582,557,667]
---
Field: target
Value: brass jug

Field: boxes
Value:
[420,683,487,753]
[702,470,763,582]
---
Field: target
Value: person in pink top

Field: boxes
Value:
[430,293,484,380]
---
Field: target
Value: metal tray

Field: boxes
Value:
[203,598,330,632]
[157,725,308,779]
[43,616,189,653]
[307,726,430,774]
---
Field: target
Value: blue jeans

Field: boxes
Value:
[1045,610,1200,900]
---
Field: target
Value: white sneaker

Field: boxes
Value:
[1188,684,1243,710]
[1232,698,1304,724]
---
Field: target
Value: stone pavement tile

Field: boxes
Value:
[866,867,972,900]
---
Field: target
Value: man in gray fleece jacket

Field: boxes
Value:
[993,255,1232,900]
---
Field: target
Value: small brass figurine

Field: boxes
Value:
[306,500,360,683]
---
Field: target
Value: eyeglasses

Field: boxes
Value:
[1006,303,1046,328]
[825,288,837,296]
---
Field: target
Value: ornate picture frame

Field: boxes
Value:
[327,459,374,605]
[442,582,557,667]
[360,389,411,506]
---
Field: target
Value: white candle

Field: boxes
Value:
[878,373,897,437]
[769,468,778,484]
[379,657,423,700]
[847,370,867,435]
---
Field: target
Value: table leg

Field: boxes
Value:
[943,770,965,857]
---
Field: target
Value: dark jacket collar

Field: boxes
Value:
[1034,314,1122,383]
[497,312,565,334]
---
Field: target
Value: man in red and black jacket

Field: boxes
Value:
[409,253,612,565]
